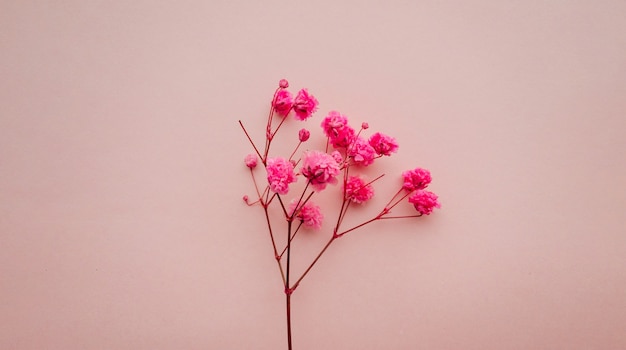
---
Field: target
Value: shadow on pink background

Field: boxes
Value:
[1,1,625,349]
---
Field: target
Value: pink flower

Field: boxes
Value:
[266,157,297,195]
[331,150,343,164]
[348,137,376,166]
[344,176,374,204]
[298,128,310,142]
[244,154,258,169]
[279,79,289,88]
[288,199,323,229]
[361,122,369,130]
[293,89,318,120]
[408,190,440,215]
[369,132,398,156]
[402,168,432,191]
[300,150,340,191]
[272,89,293,116]
[321,111,356,148]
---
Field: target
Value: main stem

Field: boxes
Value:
[286,293,292,350]
[286,220,293,350]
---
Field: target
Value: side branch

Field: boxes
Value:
[239,120,264,163]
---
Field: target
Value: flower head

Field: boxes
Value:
[288,199,323,229]
[293,89,318,120]
[408,190,440,215]
[344,176,374,204]
[361,122,369,130]
[279,79,289,88]
[272,89,293,116]
[298,128,310,142]
[331,150,343,165]
[300,150,340,191]
[348,137,376,166]
[244,154,258,169]
[321,111,356,148]
[266,157,297,195]
[369,132,399,156]
[402,167,432,191]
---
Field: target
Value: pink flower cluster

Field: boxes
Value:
[300,150,340,191]
[320,111,399,168]
[249,80,440,216]
[241,78,441,349]
[289,199,324,229]
[401,167,439,215]
[402,168,432,191]
[273,90,293,116]
[266,157,296,195]
[369,132,398,156]
[272,86,319,120]
[348,138,376,166]
[344,176,374,204]
[321,111,355,148]
[408,190,440,215]
[293,89,318,121]
[331,150,343,164]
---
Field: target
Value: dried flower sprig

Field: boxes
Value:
[239,79,440,349]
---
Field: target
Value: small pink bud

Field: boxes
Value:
[298,128,310,142]
[244,154,258,168]
[362,122,369,129]
[243,195,249,202]
[279,79,289,88]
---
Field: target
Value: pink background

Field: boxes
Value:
[2,1,625,349]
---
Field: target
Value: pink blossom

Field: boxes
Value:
[279,79,289,88]
[347,137,376,166]
[321,111,356,148]
[331,150,343,164]
[402,167,432,191]
[300,150,340,191]
[369,132,399,156]
[293,89,318,120]
[266,157,297,195]
[272,89,293,116]
[298,128,310,142]
[408,190,440,215]
[344,176,374,204]
[244,154,258,169]
[288,199,323,229]
[361,122,369,130]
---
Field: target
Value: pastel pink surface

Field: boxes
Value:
[1,1,625,349]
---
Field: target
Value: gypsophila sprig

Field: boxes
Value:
[238,79,441,350]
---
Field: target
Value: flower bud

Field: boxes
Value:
[279,79,289,88]
[298,128,310,142]
[361,122,369,130]
[244,154,258,169]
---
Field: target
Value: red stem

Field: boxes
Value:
[279,221,303,258]
[264,89,280,161]
[262,202,286,286]
[286,293,293,350]
[292,235,336,290]
[285,218,294,350]
[288,141,303,162]
[239,120,263,163]
[379,214,423,219]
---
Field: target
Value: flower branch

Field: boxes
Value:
[240,79,440,350]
